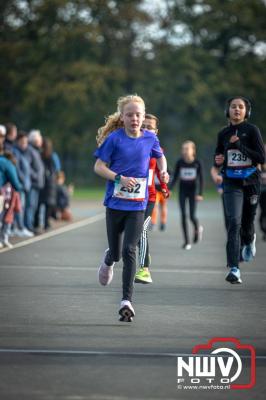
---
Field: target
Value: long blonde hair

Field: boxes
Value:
[96,94,145,146]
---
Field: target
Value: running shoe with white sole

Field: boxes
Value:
[194,225,204,243]
[119,300,135,322]
[241,234,256,262]
[3,239,13,249]
[225,267,242,284]
[182,243,192,250]
[135,268,153,284]
[98,249,115,286]
[13,228,34,238]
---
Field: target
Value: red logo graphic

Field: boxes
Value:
[192,337,256,389]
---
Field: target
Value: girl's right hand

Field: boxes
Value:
[120,176,137,189]
[215,175,223,185]
[215,154,224,166]
[229,135,239,144]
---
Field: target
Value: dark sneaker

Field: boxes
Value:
[160,223,166,231]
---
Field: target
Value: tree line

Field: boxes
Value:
[1,0,266,184]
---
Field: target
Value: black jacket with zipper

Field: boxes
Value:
[214,121,265,185]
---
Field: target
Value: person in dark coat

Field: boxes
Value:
[36,138,57,230]
[25,129,45,232]
[4,123,17,153]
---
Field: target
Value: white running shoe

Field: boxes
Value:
[98,249,114,286]
[241,234,256,262]
[13,228,34,238]
[198,225,204,242]
[194,225,204,243]
[182,243,192,250]
[21,228,34,238]
[225,267,242,284]
[119,300,135,322]
[3,238,13,249]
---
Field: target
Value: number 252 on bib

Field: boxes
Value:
[113,178,147,201]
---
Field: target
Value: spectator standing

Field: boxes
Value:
[25,129,45,232]
[36,138,57,230]
[0,147,22,248]
[12,132,34,237]
[4,123,17,153]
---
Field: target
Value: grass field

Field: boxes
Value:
[73,186,220,201]
[73,187,105,201]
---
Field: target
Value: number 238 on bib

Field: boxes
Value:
[113,178,147,201]
[227,149,252,168]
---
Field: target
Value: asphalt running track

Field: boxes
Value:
[0,199,265,400]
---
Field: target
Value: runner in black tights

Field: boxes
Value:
[170,140,204,250]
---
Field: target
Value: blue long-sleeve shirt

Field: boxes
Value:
[0,155,22,191]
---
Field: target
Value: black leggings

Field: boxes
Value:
[179,189,198,244]
[223,181,260,268]
[105,208,145,302]
[138,201,155,268]
[259,191,266,234]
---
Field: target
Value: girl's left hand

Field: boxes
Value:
[215,175,223,185]
[162,188,170,199]
[195,195,204,201]
[160,171,169,184]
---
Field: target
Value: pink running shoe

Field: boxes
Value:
[98,249,114,286]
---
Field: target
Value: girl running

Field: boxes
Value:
[94,95,168,321]
[135,114,169,284]
[151,170,170,231]
[170,141,204,250]
[259,149,266,241]
[214,96,265,284]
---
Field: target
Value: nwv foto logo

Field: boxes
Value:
[177,338,256,390]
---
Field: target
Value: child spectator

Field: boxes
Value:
[0,151,22,248]
[56,171,73,222]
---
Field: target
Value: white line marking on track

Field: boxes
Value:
[0,265,266,276]
[0,213,105,254]
[0,348,265,359]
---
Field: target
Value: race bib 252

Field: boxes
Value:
[113,178,147,201]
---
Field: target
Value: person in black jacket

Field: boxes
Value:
[35,138,57,230]
[170,140,204,250]
[4,123,17,153]
[25,129,45,232]
[214,96,265,284]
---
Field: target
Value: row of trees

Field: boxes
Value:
[1,0,266,184]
